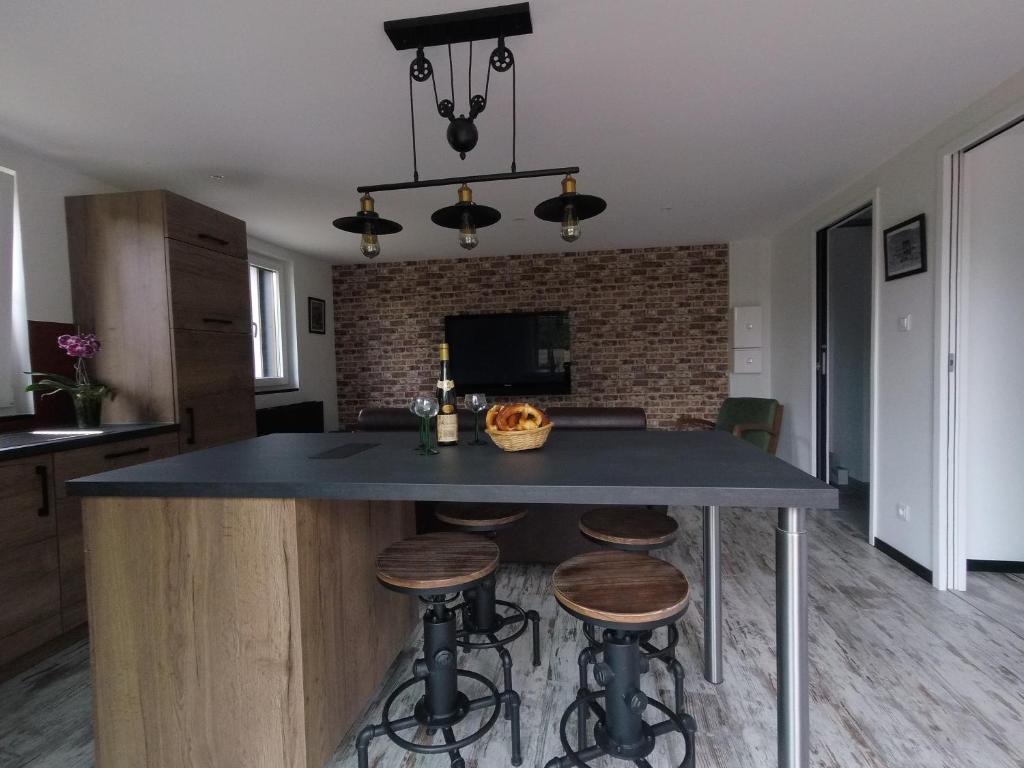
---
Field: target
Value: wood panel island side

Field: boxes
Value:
[70,431,837,768]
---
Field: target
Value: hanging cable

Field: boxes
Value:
[448,44,455,111]
[408,75,419,182]
[511,60,517,172]
[468,41,473,107]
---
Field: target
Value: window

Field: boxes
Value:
[248,251,297,391]
[0,166,31,417]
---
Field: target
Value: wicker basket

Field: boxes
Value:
[486,422,554,452]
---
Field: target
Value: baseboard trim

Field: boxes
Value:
[874,538,932,584]
[967,559,1024,574]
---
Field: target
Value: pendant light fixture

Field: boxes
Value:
[430,183,501,250]
[335,4,610,259]
[332,194,402,259]
[534,175,607,243]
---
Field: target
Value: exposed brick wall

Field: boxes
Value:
[332,244,729,429]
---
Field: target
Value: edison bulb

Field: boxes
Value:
[560,203,581,242]
[458,211,478,250]
[360,225,380,258]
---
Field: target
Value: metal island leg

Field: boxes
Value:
[776,507,809,768]
[702,505,723,684]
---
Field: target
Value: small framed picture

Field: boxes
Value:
[884,214,927,281]
[308,297,326,334]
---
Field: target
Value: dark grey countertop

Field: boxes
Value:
[67,430,838,509]
[0,423,178,460]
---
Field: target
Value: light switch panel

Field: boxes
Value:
[732,306,763,348]
[732,348,763,374]
[898,315,911,332]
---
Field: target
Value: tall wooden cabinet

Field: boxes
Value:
[66,191,257,452]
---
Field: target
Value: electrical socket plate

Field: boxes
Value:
[897,503,909,521]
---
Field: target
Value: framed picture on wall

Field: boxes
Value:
[308,297,326,334]
[883,214,927,281]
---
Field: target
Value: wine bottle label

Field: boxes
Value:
[441,403,456,414]
[437,413,458,443]
[437,379,455,392]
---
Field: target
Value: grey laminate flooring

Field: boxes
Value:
[2,507,1022,768]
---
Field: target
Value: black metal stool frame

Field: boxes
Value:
[454,572,541,666]
[545,629,696,768]
[437,516,542,671]
[577,541,686,718]
[357,596,523,768]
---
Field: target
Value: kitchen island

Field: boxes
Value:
[69,430,837,768]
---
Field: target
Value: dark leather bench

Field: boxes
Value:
[355,406,647,431]
[355,406,657,563]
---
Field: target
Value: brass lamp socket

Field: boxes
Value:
[561,175,577,195]
[360,194,376,213]
[457,183,474,204]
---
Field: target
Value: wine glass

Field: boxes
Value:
[466,393,488,445]
[411,395,440,455]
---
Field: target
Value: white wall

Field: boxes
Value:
[0,137,117,322]
[770,68,1024,568]
[728,239,772,398]
[248,237,338,431]
[827,227,872,481]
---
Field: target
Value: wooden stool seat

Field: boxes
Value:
[376,533,499,595]
[579,507,678,550]
[436,502,529,531]
[553,551,689,630]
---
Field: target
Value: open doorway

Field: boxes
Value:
[816,204,873,538]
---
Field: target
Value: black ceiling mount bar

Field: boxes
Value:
[384,3,532,50]
[357,166,579,195]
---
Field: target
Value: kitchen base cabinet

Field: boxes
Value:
[53,431,180,631]
[0,457,59,667]
[0,539,61,667]
[0,427,179,672]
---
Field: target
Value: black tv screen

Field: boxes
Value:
[444,311,571,396]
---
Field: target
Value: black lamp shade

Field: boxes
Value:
[333,210,403,235]
[430,201,501,229]
[534,192,607,223]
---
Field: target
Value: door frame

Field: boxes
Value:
[812,198,879,543]
[935,106,1024,591]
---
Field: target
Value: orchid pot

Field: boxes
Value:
[26,333,115,429]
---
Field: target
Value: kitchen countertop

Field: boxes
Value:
[67,430,838,509]
[0,423,178,460]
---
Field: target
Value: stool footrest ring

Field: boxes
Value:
[456,599,530,649]
[546,690,696,768]
[379,669,503,755]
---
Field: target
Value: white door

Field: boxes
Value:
[961,120,1024,562]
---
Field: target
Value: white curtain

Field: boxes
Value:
[0,168,32,415]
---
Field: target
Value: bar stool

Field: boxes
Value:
[544,551,697,768]
[577,507,686,715]
[357,533,522,768]
[435,503,541,668]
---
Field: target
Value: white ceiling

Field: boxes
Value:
[3,1,1024,263]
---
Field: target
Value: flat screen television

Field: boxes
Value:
[444,311,571,396]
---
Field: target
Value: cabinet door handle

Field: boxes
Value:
[104,446,151,460]
[197,232,230,246]
[186,407,197,445]
[201,317,234,325]
[35,465,50,517]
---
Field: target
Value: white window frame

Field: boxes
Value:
[248,249,298,393]
[0,166,31,417]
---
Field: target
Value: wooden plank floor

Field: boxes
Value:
[2,507,1022,767]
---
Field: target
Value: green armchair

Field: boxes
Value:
[677,397,784,455]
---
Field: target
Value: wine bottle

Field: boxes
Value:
[436,342,458,446]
